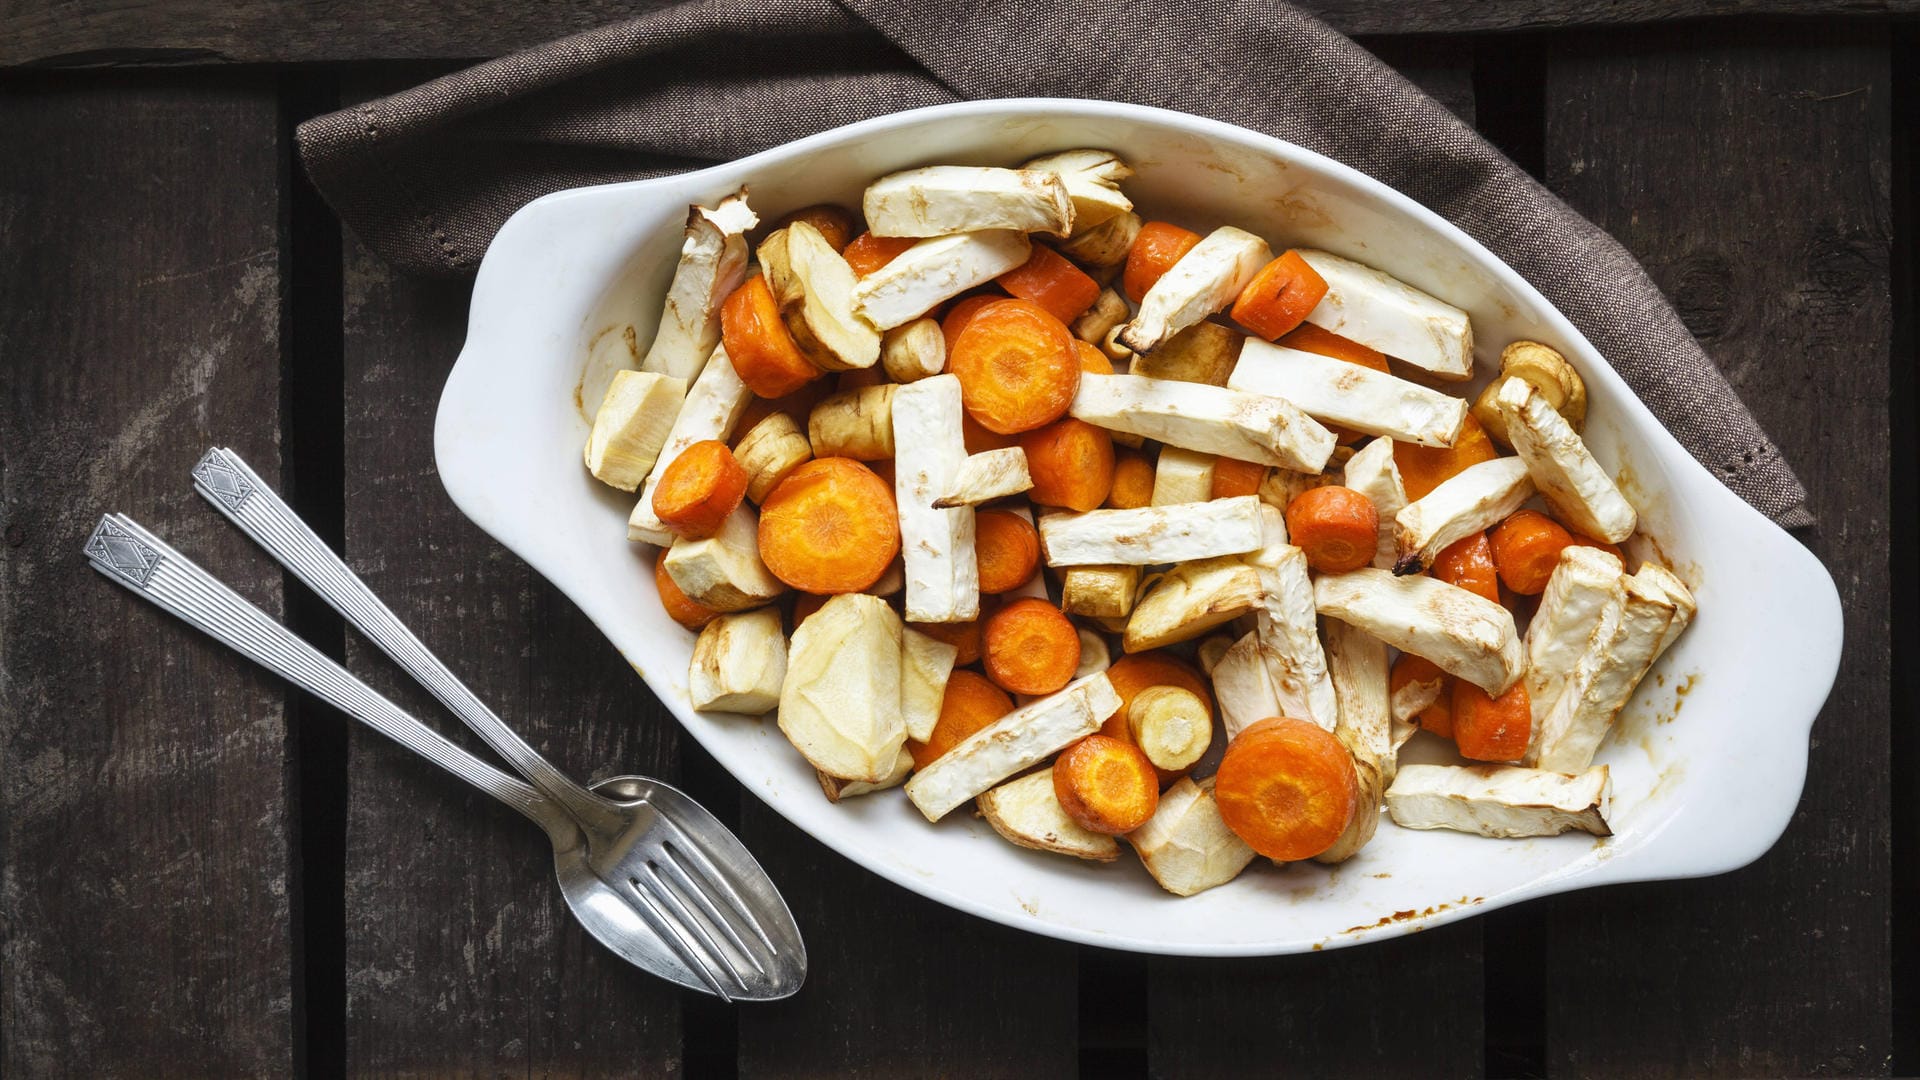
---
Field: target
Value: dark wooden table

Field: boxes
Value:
[1,4,1907,1076]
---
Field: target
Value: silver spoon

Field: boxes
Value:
[85,512,804,1001]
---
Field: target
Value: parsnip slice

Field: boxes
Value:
[779,594,905,783]
[758,221,880,372]
[851,230,1034,330]
[1297,249,1473,379]
[1245,509,1339,730]
[1229,339,1468,447]
[1126,777,1257,896]
[1020,148,1134,230]
[808,384,895,460]
[1131,322,1244,387]
[1212,630,1282,740]
[1386,763,1613,838]
[663,504,785,613]
[1119,226,1271,354]
[1151,446,1218,506]
[933,447,1032,508]
[1038,495,1265,567]
[1128,686,1212,771]
[1057,211,1141,277]
[1061,564,1141,618]
[1075,627,1112,679]
[900,626,959,745]
[1125,555,1263,652]
[904,672,1121,822]
[892,375,980,624]
[1523,545,1626,741]
[1495,376,1636,543]
[1070,373,1335,473]
[818,746,913,803]
[1529,575,1677,772]
[1631,562,1697,658]
[1341,437,1407,570]
[880,318,946,384]
[688,607,787,714]
[1315,568,1525,695]
[1391,456,1534,574]
[641,190,757,381]
[978,768,1120,863]
[1323,618,1392,778]
[584,370,687,491]
[734,410,812,504]
[1313,737,1383,865]
[627,345,754,545]
[863,166,1073,237]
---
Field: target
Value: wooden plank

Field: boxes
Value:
[338,233,682,1072]
[2,0,1913,67]
[1539,26,1892,1076]
[0,74,294,1074]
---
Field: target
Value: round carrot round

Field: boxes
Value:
[1430,531,1500,604]
[1390,654,1454,739]
[1286,485,1379,574]
[1230,250,1329,341]
[1122,221,1202,304]
[651,440,749,540]
[975,509,1041,594]
[758,457,900,594]
[948,299,1081,435]
[909,669,1014,769]
[998,243,1101,324]
[1075,339,1114,374]
[1053,735,1160,835]
[961,412,1017,455]
[1214,717,1358,861]
[654,549,718,631]
[722,273,821,398]
[1394,414,1499,502]
[842,231,917,277]
[1210,456,1268,500]
[1452,680,1532,762]
[1106,450,1155,509]
[910,618,982,668]
[982,597,1081,695]
[1020,418,1114,512]
[769,204,856,253]
[1490,509,1575,595]
[941,294,1004,356]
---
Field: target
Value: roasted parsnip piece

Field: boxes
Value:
[1056,211,1141,280]
[905,673,1122,821]
[818,746,913,803]
[1315,568,1525,695]
[688,607,787,714]
[628,345,754,544]
[808,384,895,460]
[1313,732,1383,865]
[1631,562,1697,657]
[1323,618,1393,777]
[780,593,905,783]
[880,317,946,384]
[1071,287,1130,346]
[1196,634,1236,676]
[933,447,1032,508]
[1119,226,1271,354]
[1075,626,1112,679]
[1128,686,1212,771]
[663,504,785,613]
[1130,322,1245,387]
[1392,456,1534,574]
[1151,446,1218,506]
[1061,563,1142,618]
[734,410,812,504]
[978,767,1121,862]
[1523,545,1626,740]
[1070,373,1336,473]
[642,191,757,381]
[1212,630,1282,740]
[758,221,880,372]
[1340,437,1406,570]
[1126,777,1258,896]
[1021,148,1133,229]
[1245,507,1339,730]
[584,370,686,491]
[1038,495,1266,567]
[863,166,1074,237]
[1229,339,1468,447]
[1529,574,1679,772]
[1125,555,1263,652]
[851,229,1034,330]
[900,626,959,744]
[892,374,980,624]
[1297,249,1473,379]
[1386,763,1613,838]
[1495,376,1636,543]
[1474,340,1588,446]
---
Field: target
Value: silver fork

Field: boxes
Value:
[87,506,803,1001]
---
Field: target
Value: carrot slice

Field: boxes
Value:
[722,273,822,398]
[1277,323,1391,372]
[651,439,749,540]
[1230,250,1329,341]
[1285,485,1380,574]
[768,204,856,253]
[654,549,719,631]
[1489,509,1575,595]
[961,412,1018,455]
[998,243,1101,324]
[1123,221,1202,304]
[1214,717,1359,861]
[1210,456,1268,500]
[975,509,1042,594]
[1430,531,1500,604]
[1106,450,1155,509]
[842,231,917,277]
[982,597,1081,695]
[1390,654,1455,738]
[1452,680,1532,762]
[1075,339,1115,375]
[1020,418,1114,512]
[757,457,900,594]
[1394,413,1499,501]
[909,669,1014,769]
[941,294,1004,356]
[948,299,1081,435]
[910,618,983,668]
[1053,735,1160,835]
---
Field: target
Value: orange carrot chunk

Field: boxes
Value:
[1210,457,1268,500]
[1452,680,1532,762]
[975,509,1042,594]
[1214,717,1359,861]
[909,669,1014,769]
[1389,654,1455,738]
[758,457,901,594]
[941,293,1004,355]
[1430,531,1500,604]
[961,412,1017,455]
[999,243,1102,324]
[1277,323,1391,372]
[654,549,719,631]
[910,618,982,668]
[982,597,1081,696]
[1053,735,1161,835]
[948,299,1081,435]
[1020,418,1115,512]
[1230,250,1329,341]
[842,231,918,277]
[1075,339,1115,375]
[1286,485,1380,574]
[1489,509,1576,595]
[1107,450,1156,509]
[769,204,856,253]
[1394,413,1499,501]
[722,273,822,398]
[651,439,749,540]
[1123,221,1202,304]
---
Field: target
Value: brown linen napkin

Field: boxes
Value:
[296,0,1812,528]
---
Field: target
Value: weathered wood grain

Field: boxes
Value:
[0,0,1912,67]
[0,74,295,1075]
[1539,26,1892,1076]
[338,233,683,1073]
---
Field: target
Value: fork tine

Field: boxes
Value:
[639,864,750,992]
[651,812,780,955]
[623,876,732,1003]
[654,847,767,976]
